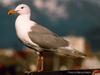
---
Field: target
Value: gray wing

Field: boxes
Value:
[28,24,69,49]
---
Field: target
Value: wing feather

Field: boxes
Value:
[28,24,69,49]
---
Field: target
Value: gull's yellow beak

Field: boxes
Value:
[8,10,17,15]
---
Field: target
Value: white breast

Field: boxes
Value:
[15,15,38,47]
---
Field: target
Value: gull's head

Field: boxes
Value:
[8,4,31,15]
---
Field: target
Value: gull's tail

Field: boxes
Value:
[55,46,86,58]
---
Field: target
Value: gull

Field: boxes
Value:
[8,4,86,72]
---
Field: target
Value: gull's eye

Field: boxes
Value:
[21,7,24,9]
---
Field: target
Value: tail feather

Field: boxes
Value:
[56,46,86,58]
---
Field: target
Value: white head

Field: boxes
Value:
[8,4,31,15]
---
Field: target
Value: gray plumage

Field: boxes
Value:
[28,24,69,50]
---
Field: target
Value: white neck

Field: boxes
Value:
[18,14,31,20]
[15,13,36,31]
[15,14,32,26]
[15,13,36,28]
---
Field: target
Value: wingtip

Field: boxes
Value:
[72,49,87,58]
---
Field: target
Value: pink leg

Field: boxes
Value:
[36,52,44,72]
